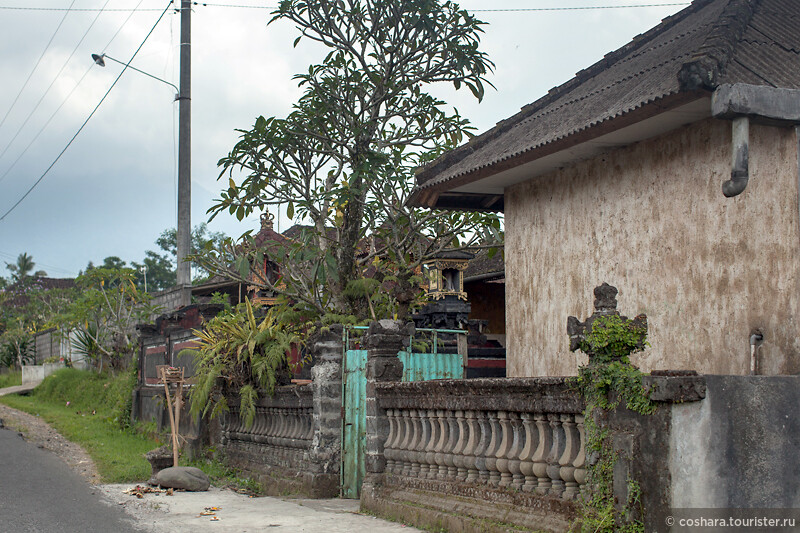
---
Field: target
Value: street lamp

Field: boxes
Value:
[91,54,179,97]
[92,27,192,307]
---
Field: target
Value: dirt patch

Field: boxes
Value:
[0,403,100,484]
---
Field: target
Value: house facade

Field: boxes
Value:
[410,0,800,377]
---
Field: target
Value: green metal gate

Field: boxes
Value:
[340,326,466,498]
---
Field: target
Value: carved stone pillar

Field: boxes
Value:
[308,325,343,486]
[364,320,412,477]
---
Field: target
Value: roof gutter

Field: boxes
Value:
[712,83,800,197]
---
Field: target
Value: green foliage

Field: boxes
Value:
[208,291,232,311]
[5,252,46,282]
[70,324,103,364]
[0,330,33,368]
[577,315,648,364]
[573,315,654,533]
[204,0,502,321]
[186,449,262,495]
[66,267,158,371]
[186,299,298,427]
[0,370,21,388]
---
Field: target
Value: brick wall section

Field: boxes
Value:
[151,286,191,315]
[33,329,58,364]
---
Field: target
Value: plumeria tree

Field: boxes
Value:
[202,0,502,320]
[66,268,159,372]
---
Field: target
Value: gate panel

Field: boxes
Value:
[341,348,367,499]
[340,327,466,498]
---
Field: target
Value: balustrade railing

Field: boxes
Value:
[221,386,314,470]
[377,378,586,501]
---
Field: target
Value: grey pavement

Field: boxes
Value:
[0,402,419,533]
[99,484,419,532]
[0,426,142,533]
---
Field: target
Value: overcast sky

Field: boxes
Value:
[0,0,688,279]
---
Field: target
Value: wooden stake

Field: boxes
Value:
[160,367,179,467]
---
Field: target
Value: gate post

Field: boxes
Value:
[308,324,344,497]
[364,320,413,477]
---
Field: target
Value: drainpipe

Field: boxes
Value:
[749,332,763,375]
[712,84,800,198]
[723,117,749,197]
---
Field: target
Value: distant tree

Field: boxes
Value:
[5,252,46,282]
[100,256,127,270]
[132,223,228,291]
[131,250,175,293]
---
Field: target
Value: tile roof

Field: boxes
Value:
[413,0,800,202]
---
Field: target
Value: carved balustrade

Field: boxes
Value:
[221,385,313,471]
[377,377,586,501]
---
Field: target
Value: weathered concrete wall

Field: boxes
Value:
[21,363,65,384]
[670,375,800,508]
[505,119,800,376]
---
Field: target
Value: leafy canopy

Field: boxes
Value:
[203,0,502,320]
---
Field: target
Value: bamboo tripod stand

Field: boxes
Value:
[156,365,185,467]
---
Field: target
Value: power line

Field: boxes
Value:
[0,0,148,186]
[0,0,77,132]
[0,0,175,223]
[195,2,691,11]
[0,6,162,11]
[0,0,113,164]
[0,2,692,13]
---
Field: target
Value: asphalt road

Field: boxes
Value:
[0,427,144,533]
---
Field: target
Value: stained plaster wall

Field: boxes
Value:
[505,118,800,377]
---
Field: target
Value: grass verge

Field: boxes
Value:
[0,370,22,388]
[187,451,263,495]
[0,368,161,483]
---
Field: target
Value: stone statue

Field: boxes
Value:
[567,283,647,362]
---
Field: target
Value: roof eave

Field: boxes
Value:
[410,90,710,211]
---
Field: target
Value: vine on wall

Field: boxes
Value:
[567,284,655,533]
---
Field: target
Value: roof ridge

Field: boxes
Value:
[415,0,710,187]
[678,0,759,90]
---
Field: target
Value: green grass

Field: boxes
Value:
[0,368,161,483]
[0,370,22,388]
[187,452,263,495]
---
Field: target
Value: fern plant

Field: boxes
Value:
[182,298,298,427]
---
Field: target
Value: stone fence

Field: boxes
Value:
[220,385,323,495]
[217,325,344,498]
[362,378,586,532]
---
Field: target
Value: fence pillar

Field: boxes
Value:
[308,325,344,496]
[364,320,413,476]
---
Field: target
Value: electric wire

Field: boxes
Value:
[0,0,113,164]
[0,6,162,11]
[0,0,175,223]
[0,3,693,12]
[0,0,149,186]
[0,0,77,132]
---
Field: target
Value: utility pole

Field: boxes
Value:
[176,0,192,305]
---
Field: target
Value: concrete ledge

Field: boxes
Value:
[644,372,706,403]
[361,477,576,533]
[376,377,583,413]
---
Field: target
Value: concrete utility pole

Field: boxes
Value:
[176,0,192,305]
